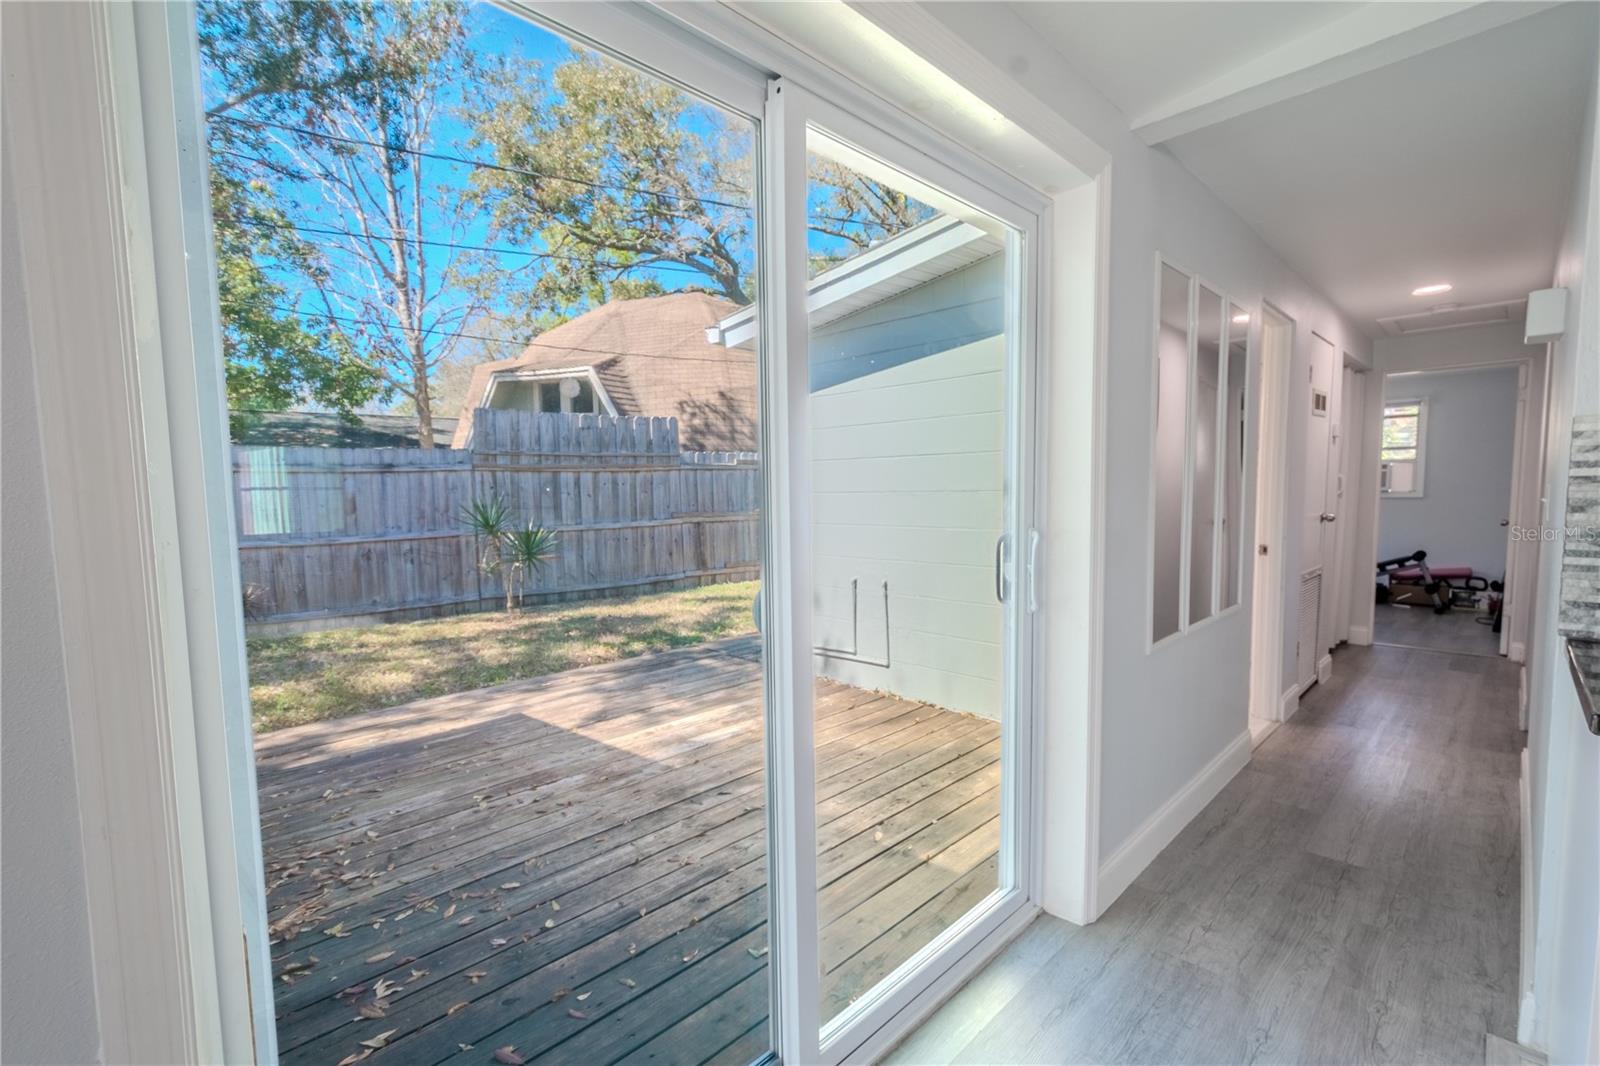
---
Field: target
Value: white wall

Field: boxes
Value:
[0,138,105,1065]
[917,4,1373,899]
[809,257,1006,717]
[1378,366,1520,577]
[1522,19,1600,1062]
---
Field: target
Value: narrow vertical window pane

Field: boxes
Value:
[1189,286,1223,624]
[1152,265,1190,642]
[201,4,772,1062]
[1221,304,1248,610]
[805,131,1007,1028]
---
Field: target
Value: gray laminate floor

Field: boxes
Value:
[887,643,1522,1066]
[1373,602,1503,658]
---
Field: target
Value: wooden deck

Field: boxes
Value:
[256,636,1000,1066]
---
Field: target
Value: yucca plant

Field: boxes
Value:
[506,524,560,608]
[460,495,517,611]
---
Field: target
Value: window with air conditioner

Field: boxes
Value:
[1380,400,1426,497]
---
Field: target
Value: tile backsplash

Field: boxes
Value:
[1559,413,1600,638]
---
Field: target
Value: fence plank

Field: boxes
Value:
[234,410,759,632]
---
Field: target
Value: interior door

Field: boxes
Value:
[1301,333,1336,682]
[764,79,1038,1063]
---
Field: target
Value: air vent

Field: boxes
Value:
[1378,298,1527,337]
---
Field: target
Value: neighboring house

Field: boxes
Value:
[230,410,459,449]
[452,291,757,452]
[714,215,1008,719]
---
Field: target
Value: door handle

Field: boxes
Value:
[1320,512,1337,523]
[995,534,1008,604]
[1027,529,1041,613]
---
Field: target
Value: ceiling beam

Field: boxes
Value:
[1132,1,1555,145]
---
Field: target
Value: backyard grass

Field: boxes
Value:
[246,581,758,731]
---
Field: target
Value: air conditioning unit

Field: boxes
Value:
[1524,288,1567,343]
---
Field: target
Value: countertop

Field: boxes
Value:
[1566,637,1600,736]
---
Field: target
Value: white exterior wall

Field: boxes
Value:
[810,256,1006,718]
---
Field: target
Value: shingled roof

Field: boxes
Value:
[452,292,757,452]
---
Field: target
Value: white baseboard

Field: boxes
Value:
[1317,653,1333,684]
[1095,730,1251,914]
[1519,667,1528,731]
[1510,641,1527,664]
[1518,747,1535,1047]
[1280,683,1301,723]
[1349,624,1371,646]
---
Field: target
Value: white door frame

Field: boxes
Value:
[103,2,1065,1062]
[1357,357,1543,662]
[1249,303,1295,724]
[764,76,1046,1066]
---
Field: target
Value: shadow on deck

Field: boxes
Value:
[255,636,1000,1066]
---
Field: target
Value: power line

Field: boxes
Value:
[209,113,884,229]
[211,113,753,212]
[230,215,723,278]
[273,303,753,366]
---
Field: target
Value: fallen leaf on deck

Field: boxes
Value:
[566,1009,588,1021]
[628,943,637,955]
[324,923,351,938]
[336,1050,372,1066]
[549,988,569,1002]
[543,918,555,929]
[357,1003,387,1020]
[365,830,380,841]
[575,991,590,1001]
[364,951,394,964]
[618,977,637,989]
[358,1029,397,1049]
[499,882,521,890]
[372,978,401,999]
[457,916,475,926]
[492,1047,525,1065]
[682,950,700,963]
[465,971,488,984]
[490,938,508,947]
[407,969,428,982]
[442,902,457,918]
[446,1002,469,1016]
[748,945,769,958]
[550,901,560,911]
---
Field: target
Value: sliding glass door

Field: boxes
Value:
[760,80,1039,1062]
[159,4,1040,1062]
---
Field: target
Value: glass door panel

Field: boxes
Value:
[200,5,773,1063]
[802,127,1015,1030]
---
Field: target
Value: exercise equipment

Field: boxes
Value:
[1374,549,1493,614]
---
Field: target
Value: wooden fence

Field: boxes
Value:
[234,410,759,634]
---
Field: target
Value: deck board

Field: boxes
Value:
[257,636,999,1066]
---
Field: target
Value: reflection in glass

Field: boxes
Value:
[1189,286,1223,624]
[1221,305,1248,609]
[1153,264,1190,642]
[806,130,1008,1028]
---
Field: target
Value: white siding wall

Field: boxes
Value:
[809,256,1006,718]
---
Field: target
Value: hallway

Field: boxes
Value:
[890,643,1522,1065]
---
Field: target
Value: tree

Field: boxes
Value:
[201,0,515,447]
[469,50,932,313]
[211,167,383,434]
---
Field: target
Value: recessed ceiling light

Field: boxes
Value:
[1231,313,1250,324]
[1411,283,1453,296]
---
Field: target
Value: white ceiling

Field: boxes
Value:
[1009,1,1599,335]
[1015,1,1358,124]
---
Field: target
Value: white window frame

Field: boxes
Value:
[1146,254,1253,651]
[109,2,1059,1063]
[1379,397,1428,498]
[483,365,618,416]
